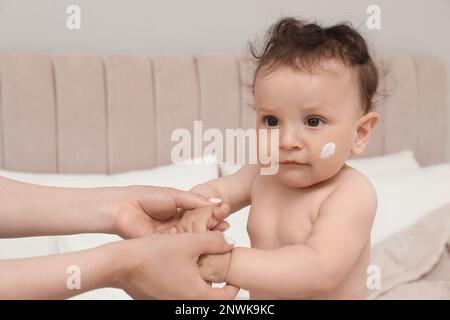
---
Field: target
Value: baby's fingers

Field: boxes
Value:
[168,226,177,234]
[175,217,191,233]
[192,212,212,233]
[212,220,230,233]
[207,204,230,230]
[213,204,230,220]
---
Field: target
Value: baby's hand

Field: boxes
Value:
[198,251,232,283]
[173,203,230,233]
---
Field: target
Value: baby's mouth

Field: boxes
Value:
[279,160,308,166]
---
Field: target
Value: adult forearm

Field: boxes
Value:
[0,242,122,299]
[0,176,119,237]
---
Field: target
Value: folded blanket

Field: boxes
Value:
[367,203,450,299]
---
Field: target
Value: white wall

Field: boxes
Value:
[0,0,449,160]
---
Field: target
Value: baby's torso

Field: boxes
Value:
[247,173,370,300]
[248,174,329,249]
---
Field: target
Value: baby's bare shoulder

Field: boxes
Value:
[336,165,376,193]
[321,165,377,219]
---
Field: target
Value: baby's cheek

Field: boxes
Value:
[312,142,348,177]
[314,131,352,163]
[319,142,336,160]
[308,140,337,163]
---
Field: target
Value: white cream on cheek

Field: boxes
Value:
[320,142,336,159]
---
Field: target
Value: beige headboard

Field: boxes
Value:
[0,52,447,174]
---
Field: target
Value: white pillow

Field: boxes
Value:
[219,150,421,179]
[112,153,218,188]
[370,163,450,245]
[68,288,133,300]
[0,153,218,190]
[0,171,114,188]
[0,236,59,259]
[346,150,420,180]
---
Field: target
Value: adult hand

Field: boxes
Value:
[111,186,229,239]
[0,228,237,300]
[114,232,239,299]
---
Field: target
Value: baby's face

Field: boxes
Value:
[255,60,367,188]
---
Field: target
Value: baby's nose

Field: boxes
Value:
[279,126,303,150]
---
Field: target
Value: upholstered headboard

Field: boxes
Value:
[0,52,447,174]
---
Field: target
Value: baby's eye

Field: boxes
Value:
[305,117,325,127]
[264,116,279,127]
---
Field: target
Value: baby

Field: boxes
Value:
[175,17,380,299]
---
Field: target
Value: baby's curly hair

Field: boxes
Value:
[250,17,380,114]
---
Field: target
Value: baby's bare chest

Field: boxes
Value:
[247,176,332,249]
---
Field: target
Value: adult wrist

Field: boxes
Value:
[102,239,136,290]
[88,186,127,235]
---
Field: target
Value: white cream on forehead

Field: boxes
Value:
[320,142,336,159]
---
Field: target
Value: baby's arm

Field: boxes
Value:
[201,174,377,298]
[175,164,259,233]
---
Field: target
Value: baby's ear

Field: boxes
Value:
[351,112,378,156]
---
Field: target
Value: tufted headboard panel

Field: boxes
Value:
[0,52,447,173]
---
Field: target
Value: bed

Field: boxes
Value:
[0,52,448,299]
